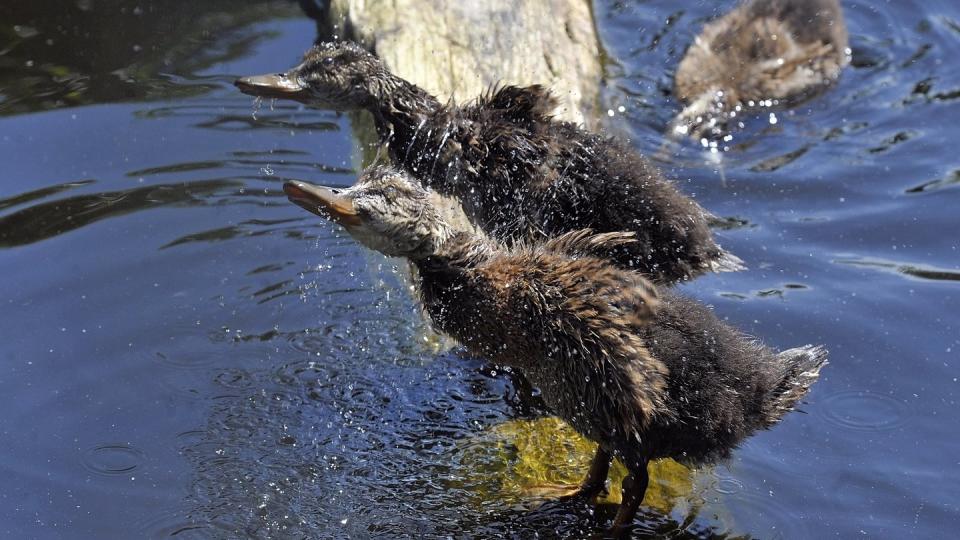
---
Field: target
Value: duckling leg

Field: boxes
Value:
[609,461,649,538]
[567,446,612,501]
[524,447,611,502]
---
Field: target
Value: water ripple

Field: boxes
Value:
[818,390,910,432]
[906,169,960,194]
[80,443,146,477]
[139,506,234,540]
[721,485,813,539]
[834,256,960,283]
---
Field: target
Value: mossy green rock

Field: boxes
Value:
[456,417,693,513]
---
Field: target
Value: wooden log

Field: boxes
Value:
[328,0,601,126]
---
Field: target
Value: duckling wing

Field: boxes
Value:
[741,19,845,101]
[473,252,669,436]
[475,84,560,125]
[541,228,637,258]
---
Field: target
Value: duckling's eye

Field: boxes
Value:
[322,56,335,67]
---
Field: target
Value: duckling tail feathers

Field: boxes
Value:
[765,345,829,425]
[709,248,747,273]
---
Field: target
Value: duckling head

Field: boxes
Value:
[235,41,387,110]
[283,165,452,259]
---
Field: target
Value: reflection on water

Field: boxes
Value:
[0,0,958,538]
[0,1,305,115]
[0,179,240,247]
[834,256,960,282]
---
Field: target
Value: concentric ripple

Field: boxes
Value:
[818,390,910,432]
[80,443,146,477]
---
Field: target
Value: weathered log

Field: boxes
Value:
[328,0,601,126]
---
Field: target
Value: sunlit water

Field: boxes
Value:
[1,1,957,538]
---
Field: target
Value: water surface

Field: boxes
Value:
[1,1,957,538]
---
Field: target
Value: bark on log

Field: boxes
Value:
[328,0,601,126]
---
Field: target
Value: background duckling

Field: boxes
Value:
[673,0,849,138]
[282,164,829,537]
[236,42,743,285]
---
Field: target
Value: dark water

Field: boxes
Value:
[1,1,957,538]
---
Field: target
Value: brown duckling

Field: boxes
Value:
[673,0,849,138]
[236,41,743,285]
[282,165,828,536]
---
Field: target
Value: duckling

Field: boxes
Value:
[673,0,849,138]
[282,165,828,536]
[236,42,743,284]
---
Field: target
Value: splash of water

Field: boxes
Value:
[430,124,454,177]
[251,96,263,121]
[403,118,428,166]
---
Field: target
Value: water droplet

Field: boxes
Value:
[251,96,262,120]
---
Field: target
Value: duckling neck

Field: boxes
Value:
[414,231,495,274]
[411,231,497,338]
[369,73,442,145]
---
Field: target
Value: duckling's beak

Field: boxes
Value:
[235,72,310,102]
[283,181,362,226]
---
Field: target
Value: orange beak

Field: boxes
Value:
[234,73,311,102]
[283,181,362,226]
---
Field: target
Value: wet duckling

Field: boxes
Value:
[282,165,828,536]
[673,0,849,138]
[236,41,743,284]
